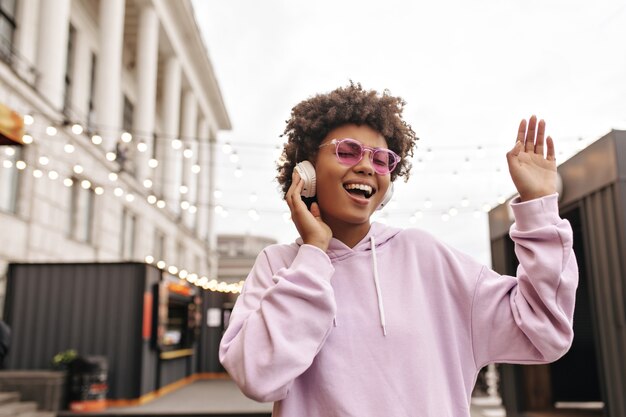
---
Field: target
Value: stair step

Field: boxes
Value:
[0,391,20,405]
[0,401,38,416]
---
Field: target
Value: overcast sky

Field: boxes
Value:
[191,0,626,264]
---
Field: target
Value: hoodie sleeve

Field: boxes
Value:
[471,193,578,368]
[219,244,337,402]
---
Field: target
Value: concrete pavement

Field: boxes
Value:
[60,378,507,416]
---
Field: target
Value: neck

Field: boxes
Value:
[326,221,371,249]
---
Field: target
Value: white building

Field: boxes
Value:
[0,0,231,304]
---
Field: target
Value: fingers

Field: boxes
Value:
[546,136,556,161]
[525,115,537,152]
[285,171,302,211]
[534,119,546,156]
[310,202,321,218]
[516,119,526,145]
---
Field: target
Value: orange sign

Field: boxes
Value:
[0,103,25,146]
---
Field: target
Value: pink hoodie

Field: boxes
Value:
[219,194,578,416]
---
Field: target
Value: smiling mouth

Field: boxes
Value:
[344,183,374,199]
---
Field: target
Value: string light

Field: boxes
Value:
[71,124,83,135]
[171,139,182,150]
[108,172,118,181]
[106,152,116,161]
[73,165,83,174]
[33,169,43,178]
[179,185,188,194]
[4,148,15,156]
[64,143,75,153]
[81,180,91,189]
[94,187,104,195]
[9,107,602,236]
[63,178,73,187]
[143,179,153,188]
[38,156,49,166]
[48,170,59,180]
[114,187,124,197]
[24,114,34,125]
[147,195,157,204]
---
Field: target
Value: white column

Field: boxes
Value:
[207,130,218,280]
[207,129,218,250]
[196,119,210,240]
[70,31,93,124]
[133,4,159,184]
[180,91,198,229]
[14,0,41,81]
[94,0,126,150]
[158,57,182,215]
[35,0,71,110]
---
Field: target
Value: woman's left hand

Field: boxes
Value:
[506,115,558,202]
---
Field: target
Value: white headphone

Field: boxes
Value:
[294,161,393,211]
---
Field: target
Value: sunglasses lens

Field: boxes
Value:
[334,139,399,175]
[336,140,363,165]
[372,151,392,173]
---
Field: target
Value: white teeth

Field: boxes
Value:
[344,183,373,194]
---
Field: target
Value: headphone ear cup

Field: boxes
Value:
[294,161,316,198]
[377,183,394,211]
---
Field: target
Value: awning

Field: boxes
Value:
[0,103,25,146]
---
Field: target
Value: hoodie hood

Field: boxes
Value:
[295,221,402,261]
[295,221,402,336]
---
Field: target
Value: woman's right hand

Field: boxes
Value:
[286,171,332,252]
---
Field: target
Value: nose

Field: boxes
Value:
[352,150,375,175]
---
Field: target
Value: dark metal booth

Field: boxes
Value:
[3,262,226,402]
[489,130,626,417]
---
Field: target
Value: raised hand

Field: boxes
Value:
[285,171,332,251]
[506,116,558,202]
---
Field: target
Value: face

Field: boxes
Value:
[313,124,392,236]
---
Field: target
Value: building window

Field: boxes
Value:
[0,146,21,213]
[68,177,94,243]
[0,0,17,65]
[123,95,134,133]
[177,241,185,268]
[63,24,76,116]
[87,52,96,131]
[154,229,165,261]
[120,207,136,259]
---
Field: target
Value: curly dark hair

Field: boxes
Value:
[276,82,418,196]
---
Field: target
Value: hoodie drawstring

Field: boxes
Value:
[370,236,387,336]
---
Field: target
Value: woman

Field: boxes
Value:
[219,82,578,417]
